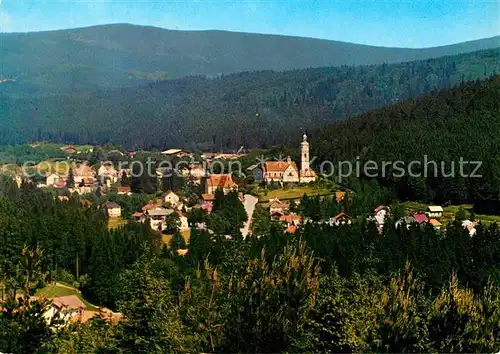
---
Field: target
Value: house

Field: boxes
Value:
[395,216,416,229]
[279,214,302,227]
[462,220,477,236]
[117,186,132,195]
[247,164,264,182]
[263,134,317,184]
[330,212,352,226]
[145,207,174,231]
[335,191,346,203]
[73,163,95,185]
[44,295,85,326]
[181,163,207,182]
[46,173,62,187]
[163,191,180,207]
[200,193,216,203]
[372,205,389,231]
[103,202,122,218]
[264,158,300,184]
[176,210,189,231]
[60,145,77,154]
[413,213,428,224]
[205,174,238,195]
[161,148,191,158]
[426,206,444,218]
[268,198,289,216]
[429,218,442,230]
[132,211,146,222]
[142,203,157,211]
[98,164,118,183]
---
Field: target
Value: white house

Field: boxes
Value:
[43,295,85,326]
[46,173,62,186]
[163,191,180,207]
[426,206,444,218]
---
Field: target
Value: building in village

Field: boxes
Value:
[205,174,238,195]
[163,190,180,207]
[426,206,444,218]
[264,134,317,184]
[144,206,175,232]
[103,202,122,218]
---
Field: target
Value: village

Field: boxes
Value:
[3,134,489,252]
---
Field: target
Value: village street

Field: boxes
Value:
[241,194,258,238]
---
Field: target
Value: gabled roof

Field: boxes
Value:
[103,201,120,209]
[374,205,386,213]
[413,213,428,224]
[132,212,144,217]
[147,207,174,216]
[52,295,85,310]
[201,193,216,201]
[161,148,188,155]
[142,203,157,211]
[164,190,179,197]
[247,164,262,171]
[207,174,237,189]
[265,161,298,173]
[429,218,442,226]
[333,212,352,220]
[428,205,444,212]
[279,215,302,224]
[117,186,131,193]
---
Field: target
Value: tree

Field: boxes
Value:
[67,168,75,188]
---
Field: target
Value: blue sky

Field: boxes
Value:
[0,0,498,47]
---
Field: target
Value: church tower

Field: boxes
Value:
[301,133,310,173]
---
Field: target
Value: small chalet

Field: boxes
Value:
[426,206,444,218]
[205,174,238,195]
[44,295,85,326]
[103,202,122,218]
[372,205,389,231]
[331,212,352,226]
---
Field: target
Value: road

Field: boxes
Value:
[240,194,258,238]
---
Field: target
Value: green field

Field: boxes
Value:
[255,184,336,202]
[162,229,191,247]
[108,217,128,229]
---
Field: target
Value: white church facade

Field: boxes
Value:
[264,134,317,184]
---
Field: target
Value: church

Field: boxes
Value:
[264,134,317,184]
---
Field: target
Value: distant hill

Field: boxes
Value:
[0,23,499,97]
[312,75,500,207]
[1,49,498,149]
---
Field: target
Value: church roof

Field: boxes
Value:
[265,161,298,172]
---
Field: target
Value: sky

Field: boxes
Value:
[0,0,499,48]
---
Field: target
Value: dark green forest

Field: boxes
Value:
[1,23,498,97]
[0,176,499,353]
[313,75,500,210]
[1,49,498,149]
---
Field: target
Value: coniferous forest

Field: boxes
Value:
[0,176,499,353]
[0,49,498,149]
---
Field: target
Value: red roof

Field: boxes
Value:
[374,205,385,213]
[117,186,131,193]
[142,203,157,211]
[413,213,428,224]
[201,193,216,201]
[132,212,144,217]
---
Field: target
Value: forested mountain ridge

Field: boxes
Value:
[1,48,498,149]
[1,23,499,97]
[313,75,500,207]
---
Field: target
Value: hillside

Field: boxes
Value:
[1,49,498,149]
[0,23,499,97]
[312,75,500,207]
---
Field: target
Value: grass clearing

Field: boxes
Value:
[108,217,127,229]
[162,229,191,247]
[402,202,500,226]
[255,183,336,202]
[36,283,98,311]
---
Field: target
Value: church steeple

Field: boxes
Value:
[301,133,309,172]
